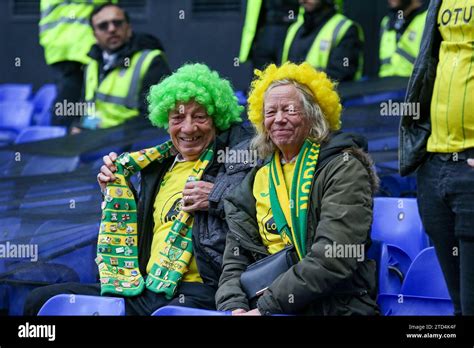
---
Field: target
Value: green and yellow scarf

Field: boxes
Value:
[95,140,213,299]
[269,139,320,259]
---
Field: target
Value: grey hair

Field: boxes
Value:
[250,79,330,159]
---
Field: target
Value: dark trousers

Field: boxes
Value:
[24,281,216,316]
[50,61,84,128]
[417,154,474,315]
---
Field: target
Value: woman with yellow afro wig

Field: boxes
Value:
[248,62,342,135]
[216,62,378,316]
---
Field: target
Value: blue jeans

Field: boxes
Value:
[417,154,474,315]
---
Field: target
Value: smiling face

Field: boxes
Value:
[168,100,216,161]
[91,5,132,53]
[263,84,311,160]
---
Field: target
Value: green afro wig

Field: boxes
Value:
[147,63,243,131]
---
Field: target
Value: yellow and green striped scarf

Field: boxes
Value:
[95,140,213,299]
[269,139,320,259]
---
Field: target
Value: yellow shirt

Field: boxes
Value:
[253,161,296,255]
[428,0,474,153]
[147,160,203,283]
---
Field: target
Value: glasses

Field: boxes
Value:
[95,19,125,32]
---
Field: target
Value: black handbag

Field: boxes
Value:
[240,245,299,301]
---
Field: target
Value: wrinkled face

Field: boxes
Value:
[92,6,132,53]
[263,85,310,154]
[299,0,322,12]
[168,100,216,161]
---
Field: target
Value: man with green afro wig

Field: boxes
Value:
[24,63,254,316]
[147,63,243,131]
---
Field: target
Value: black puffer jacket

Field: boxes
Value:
[134,125,254,289]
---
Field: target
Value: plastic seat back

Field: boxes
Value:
[152,305,231,316]
[401,247,450,299]
[0,101,34,132]
[372,198,429,260]
[378,243,412,295]
[0,84,32,101]
[32,84,57,126]
[15,126,66,144]
[38,294,125,316]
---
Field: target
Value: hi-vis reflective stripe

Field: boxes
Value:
[238,0,263,62]
[41,0,95,20]
[93,50,154,108]
[281,7,305,64]
[95,92,130,107]
[331,18,349,47]
[39,17,90,33]
[395,47,416,64]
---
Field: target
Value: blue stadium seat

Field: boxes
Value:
[6,262,80,316]
[22,179,96,199]
[343,89,406,108]
[32,84,57,126]
[377,174,417,198]
[368,135,398,152]
[15,126,66,144]
[377,294,454,316]
[29,220,99,283]
[21,155,79,176]
[378,243,412,295]
[0,154,79,177]
[376,161,399,172]
[0,101,34,144]
[38,294,125,316]
[0,217,23,243]
[372,198,429,260]
[80,146,125,163]
[377,247,453,316]
[0,84,32,101]
[235,90,247,106]
[152,305,231,316]
[401,247,450,298]
[19,192,97,217]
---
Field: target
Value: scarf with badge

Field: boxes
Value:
[269,139,320,260]
[96,140,213,299]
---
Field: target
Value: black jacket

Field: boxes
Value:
[85,32,171,117]
[399,0,442,176]
[285,8,363,82]
[134,126,254,290]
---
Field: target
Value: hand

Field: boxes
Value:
[97,152,118,192]
[468,159,474,168]
[70,126,82,135]
[233,308,261,316]
[181,181,214,213]
[231,309,247,315]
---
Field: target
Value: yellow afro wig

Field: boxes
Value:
[247,62,342,133]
